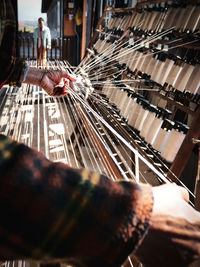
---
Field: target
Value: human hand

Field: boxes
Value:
[40,69,76,97]
[152,183,200,223]
[24,67,76,97]
[135,183,200,267]
[53,77,73,97]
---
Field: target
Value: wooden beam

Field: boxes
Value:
[152,91,196,117]
[81,0,88,60]
[76,104,123,180]
[167,106,200,182]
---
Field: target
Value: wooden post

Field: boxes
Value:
[63,38,66,60]
[59,38,62,60]
[32,37,35,59]
[168,106,200,182]
[81,0,88,60]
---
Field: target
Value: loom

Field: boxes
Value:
[1,1,200,266]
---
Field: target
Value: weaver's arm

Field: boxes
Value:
[0,134,153,266]
[0,134,200,266]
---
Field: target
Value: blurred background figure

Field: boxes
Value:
[33,17,51,67]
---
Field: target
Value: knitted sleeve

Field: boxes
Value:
[0,134,153,266]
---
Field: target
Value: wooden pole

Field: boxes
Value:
[168,106,200,182]
[81,0,88,60]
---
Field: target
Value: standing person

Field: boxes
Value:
[33,17,51,67]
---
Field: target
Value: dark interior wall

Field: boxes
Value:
[11,0,18,56]
[47,0,61,38]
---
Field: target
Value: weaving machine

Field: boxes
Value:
[1,0,200,266]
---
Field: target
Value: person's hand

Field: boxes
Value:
[152,183,200,223]
[24,67,76,97]
[39,69,76,97]
[135,183,200,267]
